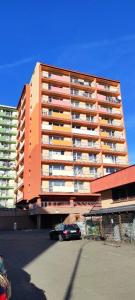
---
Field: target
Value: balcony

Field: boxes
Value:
[48,170,74,176]
[73,142,100,149]
[72,128,99,136]
[41,186,90,194]
[16,179,24,189]
[20,128,25,137]
[97,94,121,104]
[50,73,70,82]
[97,84,119,93]
[44,112,71,120]
[46,86,70,95]
[102,145,127,153]
[44,186,74,193]
[49,139,72,147]
[71,90,95,99]
[0,112,17,119]
[99,107,121,116]
[19,153,24,161]
[71,78,95,87]
[16,192,23,201]
[42,155,73,161]
[42,124,72,133]
[100,120,123,127]
[0,128,17,135]
[17,165,24,176]
[72,103,97,111]
[74,172,100,178]
[0,155,15,160]
[101,132,124,140]
[42,97,71,108]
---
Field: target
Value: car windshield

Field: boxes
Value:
[64,224,79,230]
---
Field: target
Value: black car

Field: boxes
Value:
[49,223,81,241]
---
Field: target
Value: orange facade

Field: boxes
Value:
[91,165,135,193]
[15,63,129,213]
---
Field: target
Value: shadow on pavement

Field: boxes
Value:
[64,241,88,300]
[0,230,56,299]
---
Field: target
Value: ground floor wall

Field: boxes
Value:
[0,213,85,230]
[0,215,37,230]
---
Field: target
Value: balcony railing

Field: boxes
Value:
[41,186,89,193]
[48,73,70,83]
[42,155,73,161]
[42,170,100,178]
[101,132,124,139]
[102,145,126,152]
[42,124,72,133]
[42,139,100,150]
[17,166,24,176]
[97,84,119,93]
[42,139,72,147]
[71,78,95,87]
[99,107,121,115]
[42,186,74,193]
[72,117,98,123]
[103,159,128,165]
[42,155,101,164]
[97,94,121,104]
[72,128,99,136]
[71,90,95,99]
[100,120,123,127]
[42,98,71,107]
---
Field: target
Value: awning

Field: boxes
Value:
[84,204,135,216]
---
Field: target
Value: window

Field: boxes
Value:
[105,167,118,174]
[50,136,64,141]
[86,115,94,122]
[49,150,64,156]
[74,166,82,175]
[88,140,96,147]
[72,125,81,129]
[49,122,64,127]
[107,107,112,113]
[90,167,97,174]
[73,152,82,161]
[112,183,135,201]
[87,127,94,132]
[49,180,65,187]
[72,113,80,119]
[49,109,63,115]
[89,154,96,161]
[105,155,116,162]
[50,165,65,171]
[108,119,113,125]
[72,101,79,107]
[74,181,83,190]
[73,138,81,146]
[71,89,79,95]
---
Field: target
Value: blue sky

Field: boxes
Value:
[0,0,135,163]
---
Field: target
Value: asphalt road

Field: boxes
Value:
[0,230,135,300]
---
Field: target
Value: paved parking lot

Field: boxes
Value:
[0,230,135,300]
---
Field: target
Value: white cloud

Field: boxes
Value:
[0,57,34,70]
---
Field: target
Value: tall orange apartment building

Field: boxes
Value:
[15,63,128,224]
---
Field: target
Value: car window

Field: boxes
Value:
[65,224,79,230]
[55,224,64,230]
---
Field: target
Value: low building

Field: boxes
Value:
[84,165,135,241]
[90,164,135,209]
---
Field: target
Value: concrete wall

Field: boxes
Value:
[0,215,36,230]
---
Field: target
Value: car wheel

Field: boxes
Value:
[58,234,63,241]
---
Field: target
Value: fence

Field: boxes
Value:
[85,212,135,244]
